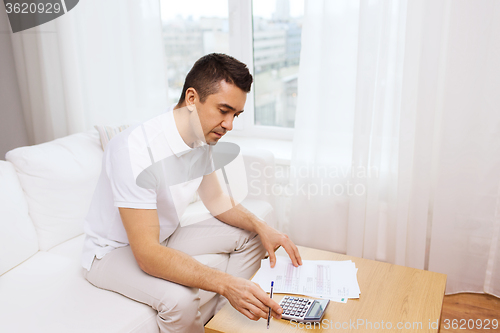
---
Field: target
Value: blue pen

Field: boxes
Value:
[267,281,274,329]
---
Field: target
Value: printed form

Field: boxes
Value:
[252,257,360,303]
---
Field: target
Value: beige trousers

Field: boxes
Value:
[83,218,267,333]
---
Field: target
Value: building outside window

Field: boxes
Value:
[160,0,303,132]
[253,0,303,128]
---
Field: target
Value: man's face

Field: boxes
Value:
[194,80,246,144]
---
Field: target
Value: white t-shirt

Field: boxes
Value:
[81,105,212,271]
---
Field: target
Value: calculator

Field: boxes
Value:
[278,296,330,323]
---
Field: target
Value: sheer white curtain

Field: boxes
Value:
[9,0,168,145]
[288,0,500,296]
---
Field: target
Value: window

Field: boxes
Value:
[160,0,229,106]
[252,0,303,128]
[159,0,304,139]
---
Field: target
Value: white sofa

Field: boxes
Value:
[0,129,276,333]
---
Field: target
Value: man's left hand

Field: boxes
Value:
[256,224,302,268]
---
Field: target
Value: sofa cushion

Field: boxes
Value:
[0,250,160,333]
[0,161,39,275]
[48,234,227,319]
[5,131,103,250]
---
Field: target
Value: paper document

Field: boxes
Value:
[251,257,360,303]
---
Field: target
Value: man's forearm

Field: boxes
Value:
[138,243,233,296]
[213,197,268,235]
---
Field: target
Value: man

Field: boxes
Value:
[82,53,302,333]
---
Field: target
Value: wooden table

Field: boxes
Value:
[205,245,447,332]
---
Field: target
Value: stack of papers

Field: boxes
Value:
[251,257,360,303]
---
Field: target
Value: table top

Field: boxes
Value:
[204,245,447,333]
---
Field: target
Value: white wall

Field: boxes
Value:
[0,6,29,160]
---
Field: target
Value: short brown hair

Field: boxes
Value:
[178,53,253,104]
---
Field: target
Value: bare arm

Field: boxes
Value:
[198,171,302,268]
[119,207,283,321]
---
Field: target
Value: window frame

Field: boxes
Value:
[227,0,295,141]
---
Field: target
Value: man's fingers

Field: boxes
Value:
[245,286,283,321]
[288,240,302,266]
[256,292,282,317]
[292,242,302,265]
[271,309,282,319]
[241,308,260,321]
[226,278,285,322]
[241,305,281,321]
[268,251,277,268]
[242,292,279,320]
[246,302,268,319]
[283,243,300,267]
[247,285,277,315]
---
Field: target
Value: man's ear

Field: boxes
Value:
[185,87,198,110]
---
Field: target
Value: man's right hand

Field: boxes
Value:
[221,276,283,321]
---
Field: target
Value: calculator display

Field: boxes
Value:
[306,301,323,318]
